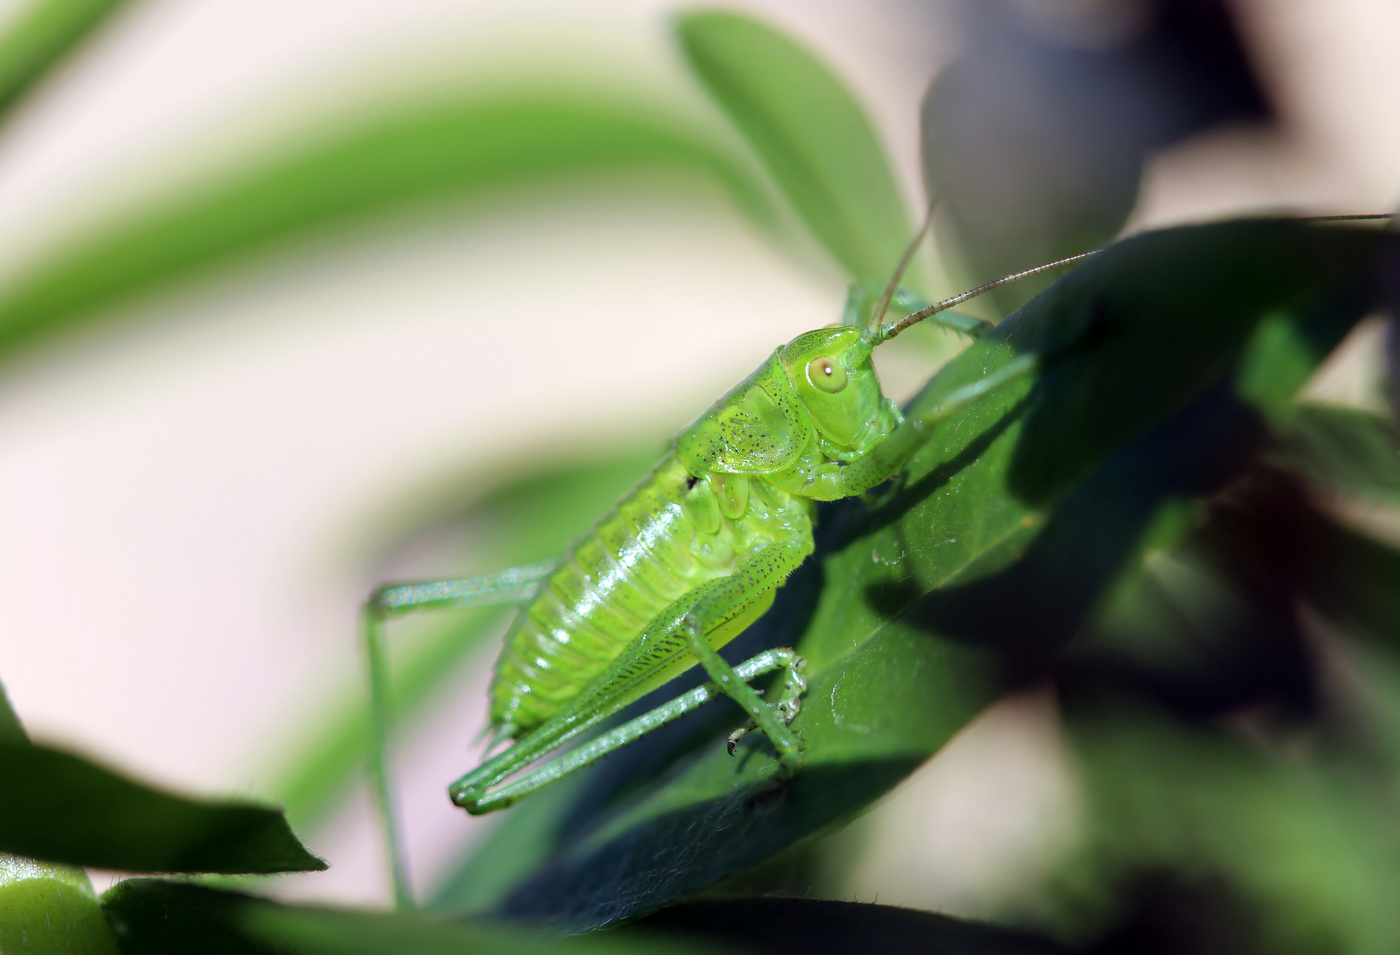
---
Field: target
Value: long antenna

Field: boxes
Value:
[877,249,1100,342]
[873,211,1395,344]
[1305,213,1395,222]
[867,195,939,333]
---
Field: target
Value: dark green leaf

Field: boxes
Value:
[1065,705,1400,954]
[0,93,772,361]
[0,0,130,118]
[101,879,717,955]
[677,11,916,285]
[0,677,27,745]
[627,897,1070,955]
[0,741,324,873]
[1268,402,1400,505]
[1291,505,1400,648]
[434,219,1388,929]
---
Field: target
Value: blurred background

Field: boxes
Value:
[0,0,1396,935]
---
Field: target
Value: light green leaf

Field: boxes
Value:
[0,93,772,360]
[677,11,917,285]
[0,0,130,119]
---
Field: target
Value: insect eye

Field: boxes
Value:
[806,356,847,393]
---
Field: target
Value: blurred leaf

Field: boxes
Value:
[0,677,26,745]
[626,896,1070,954]
[677,11,917,286]
[0,92,773,360]
[1302,516,1400,646]
[0,688,120,955]
[1267,402,1400,505]
[0,0,129,118]
[101,879,716,955]
[266,448,659,833]
[433,220,1389,929]
[1065,705,1400,955]
[0,741,324,873]
[1193,471,1400,650]
[1234,314,1321,427]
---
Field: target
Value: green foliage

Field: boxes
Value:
[0,741,323,874]
[101,880,717,955]
[0,0,130,118]
[0,95,774,361]
[677,11,919,286]
[0,3,1396,952]
[436,219,1391,930]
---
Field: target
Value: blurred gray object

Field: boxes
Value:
[923,0,1273,311]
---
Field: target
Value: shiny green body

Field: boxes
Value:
[490,326,902,739]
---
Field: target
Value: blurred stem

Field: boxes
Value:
[0,0,130,118]
[362,608,413,911]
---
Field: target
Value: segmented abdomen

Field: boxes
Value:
[489,453,810,735]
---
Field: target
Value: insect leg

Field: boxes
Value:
[451,648,804,813]
[361,560,553,907]
[679,612,803,774]
[449,541,812,813]
[371,560,555,616]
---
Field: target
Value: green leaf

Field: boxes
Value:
[626,897,1071,954]
[434,219,1389,928]
[1065,705,1400,954]
[1267,402,1400,505]
[101,879,719,955]
[0,677,27,745]
[0,741,324,873]
[0,93,772,360]
[677,11,916,285]
[1291,506,1400,648]
[265,447,660,833]
[0,0,129,119]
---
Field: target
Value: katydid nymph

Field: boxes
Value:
[360,233,1096,902]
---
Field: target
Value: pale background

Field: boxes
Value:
[0,0,1395,912]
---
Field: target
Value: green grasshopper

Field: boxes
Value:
[359,236,1096,905]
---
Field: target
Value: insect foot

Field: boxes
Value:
[726,650,808,756]
[727,721,758,756]
[448,780,486,813]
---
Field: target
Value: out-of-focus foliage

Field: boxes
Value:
[0,741,325,874]
[676,11,919,286]
[0,2,1396,953]
[0,0,130,117]
[0,94,776,361]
